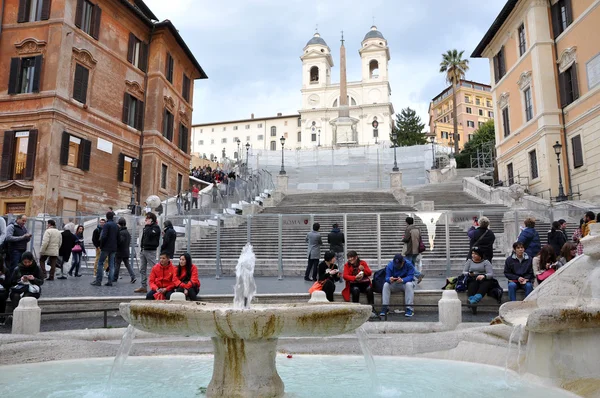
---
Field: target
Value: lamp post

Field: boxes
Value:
[553,141,568,202]
[391,131,399,172]
[236,139,241,166]
[245,142,250,175]
[279,136,286,175]
[317,129,321,147]
[429,135,437,169]
[129,158,139,211]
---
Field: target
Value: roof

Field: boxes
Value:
[306,33,328,47]
[134,0,158,21]
[192,114,300,128]
[471,0,519,57]
[363,25,385,41]
[430,79,492,102]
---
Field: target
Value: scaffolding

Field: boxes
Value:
[470,140,496,186]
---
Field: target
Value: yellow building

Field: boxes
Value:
[473,0,600,201]
[428,80,494,151]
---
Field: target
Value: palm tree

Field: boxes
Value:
[440,49,469,154]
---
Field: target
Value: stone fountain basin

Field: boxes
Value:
[500,301,600,333]
[119,301,373,339]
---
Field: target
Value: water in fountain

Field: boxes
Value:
[233,243,257,309]
[504,324,523,386]
[107,325,137,388]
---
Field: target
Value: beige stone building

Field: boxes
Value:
[428,80,494,151]
[473,0,600,201]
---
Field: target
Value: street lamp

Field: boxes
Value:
[245,142,250,174]
[391,131,399,172]
[553,141,568,202]
[129,158,139,212]
[236,139,241,166]
[429,135,437,169]
[279,136,286,175]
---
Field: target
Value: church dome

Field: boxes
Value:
[363,25,385,41]
[306,32,328,47]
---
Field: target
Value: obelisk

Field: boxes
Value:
[330,31,358,145]
[339,32,349,118]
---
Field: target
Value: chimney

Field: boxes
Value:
[277,112,282,117]
[251,113,254,119]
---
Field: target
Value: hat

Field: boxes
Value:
[471,246,484,257]
[393,254,404,263]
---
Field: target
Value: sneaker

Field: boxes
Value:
[130,278,137,284]
[369,311,378,319]
[417,274,424,284]
[405,308,414,317]
[104,282,113,286]
[134,287,147,293]
[57,276,67,280]
[90,281,101,286]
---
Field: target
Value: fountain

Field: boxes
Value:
[119,244,372,398]
[500,223,600,396]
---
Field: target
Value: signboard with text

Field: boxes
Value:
[282,215,310,228]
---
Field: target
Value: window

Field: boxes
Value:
[233,126,238,131]
[297,131,301,142]
[161,164,168,190]
[518,24,527,56]
[17,0,51,22]
[478,122,484,128]
[122,93,144,130]
[60,131,91,171]
[559,65,579,107]
[74,0,101,40]
[440,131,449,139]
[8,56,42,94]
[488,111,494,118]
[211,128,214,132]
[467,121,475,128]
[466,107,472,114]
[179,124,189,152]
[0,130,38,181]
[284,121,288,126]
[373,129,379,138]
[72,63,89,104]
[487,100,492,108]
[246,136,250,141]
[182,74,191,102]
[245,125,250,129]
[468,134,473,141]
[257,135,264,141]
[297,118,301,127]
[551,0,572,38]
[233,136,239,142]
[177,173,183,194]
[507,163,514,185]
[310,66,319,83]
[257,123,263,128]
[233,152,238,159]
[198,140,204,145]
[478,109,484,116]
[270,126,277,137]
[127,33,148,72]
[117,154,138,184]
[457,134,461,141]
[165,53,174,83]
[162,109,174,141]
[270,141,276,151]
[493,46,506,83]
[529,150,538,179]
[464,95,470,103]
[502,107,510,137]
[571,135,584,168]
[475,98,481,106]
[311,133,317,142]
[222,127,226,131]
[524,87,533,121]
[221,138,227,144]
[210,139,214,144]
[369,60,379,78]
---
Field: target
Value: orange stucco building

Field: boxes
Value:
[473,0,600,201]
[0,0,207,216]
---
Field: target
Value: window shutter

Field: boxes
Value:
[32,55,43,93]
[139,42,148,72]
[127,33,135,64]
[182,75,189,101]
[80,65,89,104]
[60,131,70,165]
[73,64,83,103]
[499,47,506,77]
[493,55,499,84]
[24,129,38,180]
[178,124,183,150]
[74,0,83,28]
[162,109,167,137]
[17,0,28,23]
[183,126,188,152]
[166,53,173,82]
[565,0,573,25]
[558,71,567,108]
[571,64,580,101]
[572,135,583,168]
[91,5,102,40]
[117,153,124,181]
[8,58,21,95]
[136,100,145,131]
[80,139,91,171]
[41,0,52,20]
[0,131,16,181]
[122,93,130,124]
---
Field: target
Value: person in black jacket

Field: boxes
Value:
[504,242,534,301]
[9,252,43,308]
[92,219,107,277]
[315,251,340,302]
[467,216,496,261]
[161,220,177,259]
[113,218,136,283]
[91,212,119,287]
[327,224,345,274]
[135,212,161,293]
[57,226,77,279]
[547,221,567,256]
[0,258,10,325]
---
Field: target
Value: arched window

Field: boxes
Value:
[310,66,319,83]
[369,60,379,78]
[270,126,277,136]
[297,131,301,142]
[234,151,238,159]
[270,141,276,151]
[332,96,357,107]
[351,97,357,106]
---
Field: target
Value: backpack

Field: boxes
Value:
[442,276,457,290]
[455,274,468,292]
[371,268,387,294]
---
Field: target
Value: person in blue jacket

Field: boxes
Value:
[517,217,541,259]
[379,254,416,318]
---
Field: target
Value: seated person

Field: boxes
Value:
[146,253,180,300]
[0,259,10,325]
[342,251,375,314]
[504,242,534,301]
[175,253,200,301]
[462,247,494,310]
[9,252,44,307]
[314,251,340,302]
[556,242,577,269]
[533,245,558,284]
[379,254,416,318]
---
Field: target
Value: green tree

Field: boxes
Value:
[390,107,427,147]
[439,49,469,155]
[455,120,495,168]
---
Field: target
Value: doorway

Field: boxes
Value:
[62,198,78,224]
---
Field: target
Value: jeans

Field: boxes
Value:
[68,252,82,275]
[139,249,157,288]
[114,256,136,281]
[176,203,182,215]
[508,281,533,301]
[334,252,345,275]
[146,289,174,300]
[94,251,116,284]
[9,249,25,272]
[175,286,199,301]
[93,247,108,276]
[350,282,374,305]
[406,254,421,279]
[382,281,415,311]
[191,197,198,209]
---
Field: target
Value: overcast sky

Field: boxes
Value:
[144,0,506,127]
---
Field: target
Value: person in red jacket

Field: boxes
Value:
[175,253,201,301]
[342,251,375,315]
[146,253,180,300]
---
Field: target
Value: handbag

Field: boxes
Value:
[536,268,555,283]
[72,244,83,253]
[308,280,326,294]
[418,236,426,253]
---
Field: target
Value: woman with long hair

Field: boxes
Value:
[68,225,85,277]
[556,242,577,269]
[572,218,584,256]
[533,245,557,284]
[175,253,200,301]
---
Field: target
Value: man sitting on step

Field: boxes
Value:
[379,254,416,318]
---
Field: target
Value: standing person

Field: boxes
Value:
[517,217,541,259]
[0,258,10,325]
[504,242,534,301]
[135,212,161,293]
[342,250,375,314]
[39,220,62,281]
[175,253,200,301]
[467,216,496,262]
[558,219,568,242]
[146,253,180,300]
[312,251,340,302]
[191,185,200,209]
[90,212,118,286]
[184,191,191,212]
[582,211,596,238]
[161,220,177,260]
[304,223,323,282]
[572,219,585,257]
[92,219,108,277]
[0,216,6,253]
[462,247,494,311]
[176,193,183,215]
[402,217,424,283]
[57,225,77,279]
[211,182,219,203]
[327,223,345,274]
[68,225,85,277]
[547,221,567,257]
[114,218,136,284]
[5,215,32,272]
[9,252,43,308]
[379,254,416,318]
